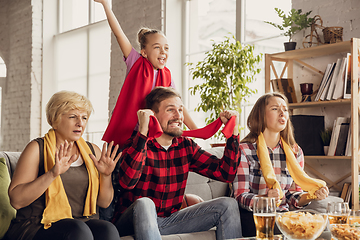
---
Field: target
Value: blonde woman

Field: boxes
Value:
[6,91,121,240]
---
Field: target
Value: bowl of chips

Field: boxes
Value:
[276,209,328,240]
[329,224,360,240]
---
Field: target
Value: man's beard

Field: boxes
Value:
[163,128,183,137]
[162,120,183,137]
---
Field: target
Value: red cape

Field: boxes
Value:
[102,56,171,147]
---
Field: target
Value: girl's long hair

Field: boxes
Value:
[241,92,297,149]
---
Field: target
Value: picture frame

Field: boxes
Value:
[271,78,297,103]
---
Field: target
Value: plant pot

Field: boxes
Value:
[323,146,329,155]
[210,143,226,148]
[284,42,297,51]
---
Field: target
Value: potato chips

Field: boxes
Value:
[330,224,360,240]
[276,211,326,239]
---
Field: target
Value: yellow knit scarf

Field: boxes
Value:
[41,129,99,229]
[256,132,326,205]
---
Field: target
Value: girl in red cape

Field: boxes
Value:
[95,0,197,148]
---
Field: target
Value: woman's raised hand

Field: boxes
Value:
[90,141,121,176]
[52,140,77,177]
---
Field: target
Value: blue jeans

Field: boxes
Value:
[114,197,242,240]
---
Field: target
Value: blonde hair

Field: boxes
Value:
[241,92,297,149]
[46,91,93,128]
[137,27,165,49]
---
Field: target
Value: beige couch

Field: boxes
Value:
[0,148,342,240]
[1,147,228,240]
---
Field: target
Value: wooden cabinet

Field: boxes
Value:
[265,38,360,209]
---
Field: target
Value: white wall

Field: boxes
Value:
[0,0,42,151]
[108,0,163,114]
[290,0,360,194]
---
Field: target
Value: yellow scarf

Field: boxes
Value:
[41,129,99,229]
[256,132,326,204]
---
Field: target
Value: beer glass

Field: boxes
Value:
[326,202,350,224]
[349,209,360,225]
[253,197,276,239]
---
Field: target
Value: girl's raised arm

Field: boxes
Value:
[96,0,132,58]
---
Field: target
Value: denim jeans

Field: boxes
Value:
[114,197,242,240]
[114,197,161,240]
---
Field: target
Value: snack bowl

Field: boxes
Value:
[276,209,328,240]
[329,223,360,240]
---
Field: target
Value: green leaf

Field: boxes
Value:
[264,8,313,41]
[187,35,262,140]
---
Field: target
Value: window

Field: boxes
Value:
[185,0,290,146]
[0,57,5,140]
[54,0,110,146]
[0,57,6,77]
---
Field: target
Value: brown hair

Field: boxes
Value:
[241,92,297,149]
[137,27,165,49]
[145,86,181,113]
[46,90,93,128]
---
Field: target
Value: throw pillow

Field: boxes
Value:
[0,157,16,239]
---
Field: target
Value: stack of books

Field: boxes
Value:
[314,53,351,101]
[327,117,351,156]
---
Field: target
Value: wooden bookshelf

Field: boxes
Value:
[289,99,351,109]
[265,38,360,209]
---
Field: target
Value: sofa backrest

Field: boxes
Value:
[0,152,21,179]
[1,147,229,201]
[185,147,229,201]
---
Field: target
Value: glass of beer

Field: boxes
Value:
[327,202,350,224]
[253,197,276,239]
[349,209,360,226]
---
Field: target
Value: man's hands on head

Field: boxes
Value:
[137,109,155,136]
[219,110,239,136]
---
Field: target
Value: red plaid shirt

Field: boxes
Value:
[112,132,240,221]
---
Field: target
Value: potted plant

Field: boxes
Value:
[320,128,332,155]
[187,35,262,141]
[265,8,314,51]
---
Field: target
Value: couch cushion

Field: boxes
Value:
[303,195,344,213]
[185,147,229,201]
[0,157,16,239]
[0,152,21,179]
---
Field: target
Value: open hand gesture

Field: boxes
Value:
[52,140,77,177]
[90,141,121,176]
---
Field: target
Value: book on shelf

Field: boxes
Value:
[315,63,335,101]
[340,182,351,202]
[328,117,350,156]
[326,58,343,100]
[343,53,352,99]
[271,78,297,103]
[332,57,348,100]
[335,122,350,156]
[345,183,352,203]
[345,125,352,156]
[319,62,336,101]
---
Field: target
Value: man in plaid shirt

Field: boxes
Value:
[112,87,242,240]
